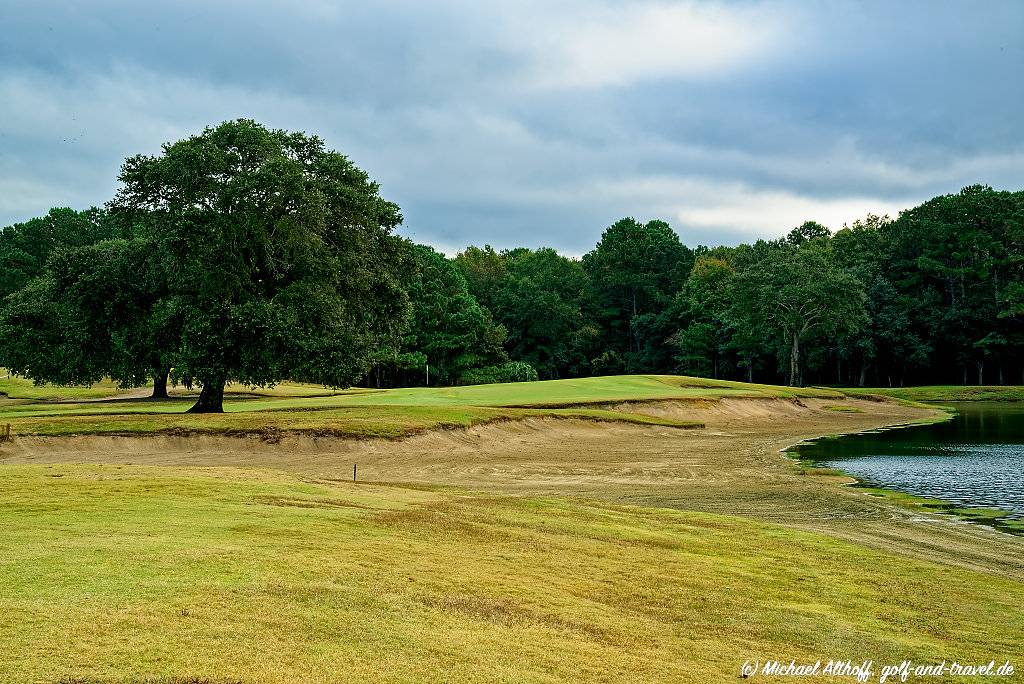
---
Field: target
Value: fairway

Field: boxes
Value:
[2,464,1022,684]
[0,374,851,438]
[2,375,1023,682]
[3,10,1022,682]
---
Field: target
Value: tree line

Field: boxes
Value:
[0,121,1021,413]
[452,193,1022,389]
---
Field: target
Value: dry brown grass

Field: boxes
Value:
[2,461,1022,683]
[6,396,1020,579]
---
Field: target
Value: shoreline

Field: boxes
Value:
[784,404,1024,536]
[3,394,1024,581]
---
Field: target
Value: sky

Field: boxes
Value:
[1,1,1022,254]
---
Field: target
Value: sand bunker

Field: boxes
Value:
[4,396,1022,578]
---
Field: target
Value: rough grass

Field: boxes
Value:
[860,487,1024,535]
[0,372,137,401]
[1,464,1021,683]
[1,374,1016,442]
[844,385,1024,402]
[0,405,702,439]
[0,374,825,438]
[821,404,865,413]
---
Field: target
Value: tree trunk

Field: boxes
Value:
[998,365,1005,386]
[858,363,867,388]
[746,358,753,383]
[789,332,800,387]
[187,377,226,413]
[977,360,984,386]
[151,368,169,399]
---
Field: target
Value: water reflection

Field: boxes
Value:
[793,403,1024,519]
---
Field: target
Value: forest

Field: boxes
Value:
[450,190,1024,389]
[0,121,1021,411]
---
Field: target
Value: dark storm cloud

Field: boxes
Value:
[1,0,1022,253]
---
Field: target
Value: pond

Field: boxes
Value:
[792,402,1024,522]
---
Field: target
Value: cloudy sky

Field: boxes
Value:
[2,1,1022,253]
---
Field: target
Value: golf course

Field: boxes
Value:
[4,2,1023,679]
[1,374,1022,682]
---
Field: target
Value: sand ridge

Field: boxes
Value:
[4,396,1022,579]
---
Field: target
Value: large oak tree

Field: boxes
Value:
[111,119,410,412]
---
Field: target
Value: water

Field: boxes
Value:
[792,402,1024,520]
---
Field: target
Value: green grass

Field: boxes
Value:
[1,375,1018,679]
[1,464,1021,683]
[860,487,1024,535]
[6,373,1016,440]
[0,374,833,438]
[0,371,139,401]
[845,385,1024,402]
[0,404,702,439]
[821,404,865,413]
[227,374,844,411]
[6,370,1021,407]
[2,372,844,406]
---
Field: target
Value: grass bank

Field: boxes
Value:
[10,374,1011,439]
[0,374,845,438]
[844,385,1024,403]
[1,464,1020,683]
[857,486,1024,536]
[0,404,703,439]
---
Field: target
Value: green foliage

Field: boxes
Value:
[730,241,867,386]
[452,244,508,313]
[670,256,735,378]
[0,236,177,393]
[378,244,506,386]
[459,361,539,385]
[583,218,693,373]
[468,247,598,379]
[109,119,411,410]
[0,120,412,411]
[882,185,1024,384]
[0,116,1020,393]
[786,220,831,246]
[0,207,117,300]
[0,208,126,382]
[0,276,95,385]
